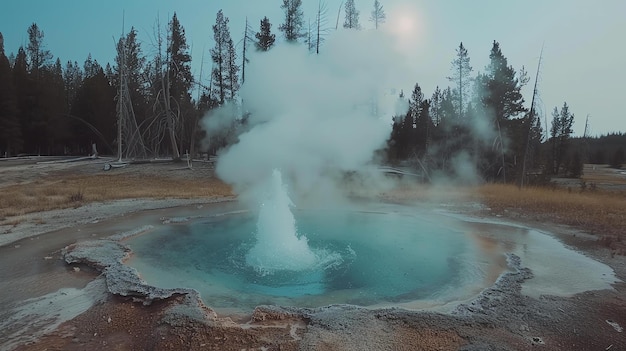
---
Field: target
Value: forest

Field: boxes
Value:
[0,0,624,185]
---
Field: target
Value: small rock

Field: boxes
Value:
[107,316,112,323]
[44,256,53,260]
[73,267,80,272]
[531,336,544,345]
[606,319,623,333]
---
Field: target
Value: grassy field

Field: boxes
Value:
[477,184,625,237]
[0,169,232,220]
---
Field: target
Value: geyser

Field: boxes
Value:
[245,170,318,273]
[125,203,486,312]
[123,201,618,313]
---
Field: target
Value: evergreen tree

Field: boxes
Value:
[63,60,83,113]
[23,23,58,154]
[211,10,239,104]
[42,58,68,153]
[370,0,386,29]
[430,86,442,126]
[71,67,116,154]
[13,46,31,152]
[279,0,305,42]
[482,41,526,122]
[439,87,456,127]
[26,23,52,80]
[415,99,432,156]
[447,42,472,119]
[83,53,100,78]
[255,16,276,51]
[167,13,194,157]
[478,41,527,182]
[225,37,240,100]
[0,33,22,155]
[114,27,148,124]
[168,13,193,103]
[550,102,574,174]
[387,90,407,161]
[343,0,361,29]
[408,83,423,126]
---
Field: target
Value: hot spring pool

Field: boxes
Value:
[125,205,493,312]
[123,202,618,314]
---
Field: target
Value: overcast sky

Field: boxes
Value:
[1,0,624,136]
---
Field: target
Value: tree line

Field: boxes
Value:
[386,39,624,184]
[0,1,622,180]
[0,1,386,159]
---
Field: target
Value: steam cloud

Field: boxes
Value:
[207,30,411,204]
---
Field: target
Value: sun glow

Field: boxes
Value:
[384,4,425,54]
[393,13,417,36]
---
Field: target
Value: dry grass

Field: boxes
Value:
[477,184,626,253]
[0,172,233,219]
[381,180,626,253]
[478,184,625,233]
[582,164,626,185]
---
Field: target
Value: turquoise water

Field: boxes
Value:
[126,206,483,311]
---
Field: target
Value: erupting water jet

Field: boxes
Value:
[245,170,317,274]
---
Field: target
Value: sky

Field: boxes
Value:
[1,0,624,136]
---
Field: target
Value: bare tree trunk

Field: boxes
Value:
[162,45,180,161]
[520,46,543,188]
[496,119,506,183]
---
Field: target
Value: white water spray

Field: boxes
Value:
[245,170,317,273]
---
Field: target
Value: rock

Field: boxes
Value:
[606,319,623,333]
[531,336,544,345]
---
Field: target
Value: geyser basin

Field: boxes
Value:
[125,204,490,312]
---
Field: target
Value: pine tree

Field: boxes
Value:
[0,32,22,155]
[83,53,100,78]
[550,102,574,174]
[13,46,31,152]
[255,17,276,51]
[408,83,423,125]
[430,86,442,126]
[71,66,117,154]
[483,41,526,122]
[114,27,148,124]
[415,99,432,157]
[447,42,472,119]
[279,0,305,42]
[168,14,193,102]
[26,23,52,81]
[225,38,240,100]
[211,10,239,104]
[478,41,527,182]
[43,58,68,153]
[168,13,194,158]
[24,24,57,153]
[343,0,361,29]
[370,0,386,29]
[63,60,83,113]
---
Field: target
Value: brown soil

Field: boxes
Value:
[1,158,625,351]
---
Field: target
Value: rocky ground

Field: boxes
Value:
[0,158,625,351]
